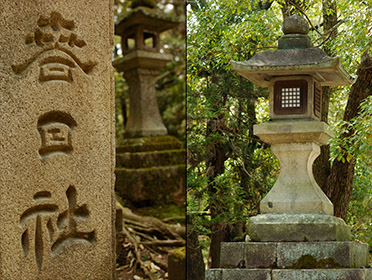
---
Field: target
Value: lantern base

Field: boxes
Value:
[247,213,350,242]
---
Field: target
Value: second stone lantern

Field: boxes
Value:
[232,14,353,241]
[206,15,372,280]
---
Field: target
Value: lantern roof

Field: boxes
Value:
[115,3,180,36]
[231,15,353,87]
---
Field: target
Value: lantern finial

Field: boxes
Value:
[282,14,309,35]
[278,14,312,49]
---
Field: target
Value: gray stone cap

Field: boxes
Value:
[115,7,180,36]
[113,50,172,72]
[231,48,353,87]
[253,120,332,145]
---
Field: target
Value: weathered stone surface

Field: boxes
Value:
[271,269,372,280]
[277,242,369,268]
[282,15,309,34]
[116,148,185,168]
[206,269,372,280]
[123,66,169,138]
[116,164,185,204]
[278,34,313,49]
[231,48,353,87]
[254,121,333,215]
[220,243,246,268]
[206,269,271,280]
[0,1,115,279]
[220,241,367,269]
[253,121,332,145]
[115,135,185,205]
[117,135,183,153]
[168,246,186,280]
[206,269,223,280]
[248,214,350,242]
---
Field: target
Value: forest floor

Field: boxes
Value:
[115,198,185,280]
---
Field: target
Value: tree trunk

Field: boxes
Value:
[314,0,337,194]
[206,108,229,267]
[186,226,205,280]
[326,51,372,219]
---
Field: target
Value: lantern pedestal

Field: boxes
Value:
[254,121,333,215]
[247,120,351,242]
[115,136,185,205]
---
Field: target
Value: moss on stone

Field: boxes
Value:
[289,254,343,269]
[117,135,183,153]
[115,164,185,204]
[116,149,185,168]
[131,0,157,9]
[169,246,186,261]
[220,264,236,269]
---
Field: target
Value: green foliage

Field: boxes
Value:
[347,157,372,250]
[187,0,280,243]
[330,96,372,164]
[188,0,372,266]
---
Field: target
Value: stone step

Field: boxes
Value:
[116,149,185,168]
[115,164,185,204]
[117,135,183,153]
[206,268,372,280]
[220,241,369,269]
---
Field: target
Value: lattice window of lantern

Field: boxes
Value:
[274,80,308,115]
[281,87,301,108]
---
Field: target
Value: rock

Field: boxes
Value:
[168,246,186,280]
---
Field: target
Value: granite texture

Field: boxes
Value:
[206,269,271,280]
[220,241,368,269]
[254,121,333,215]
[115,136,185,205]
[206,269,372,280]
[0,1,115,279]
[113,51,170,138]
[248,214,350,242]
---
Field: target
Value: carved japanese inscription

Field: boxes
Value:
[1,1,114,278]
[20,186,95,274]
[37,111,76,158]
[11,11,97,83]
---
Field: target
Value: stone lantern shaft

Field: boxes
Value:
[114,51,171,138]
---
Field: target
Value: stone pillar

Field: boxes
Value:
[0,1,115,279]
[114,50,171,138]
[123,66,168,138]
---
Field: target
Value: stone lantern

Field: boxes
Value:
[112,2,185,206]
[232,15,351,221]
[206,15,372,280]
[232,15,352,220]
[113,0,179,138]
